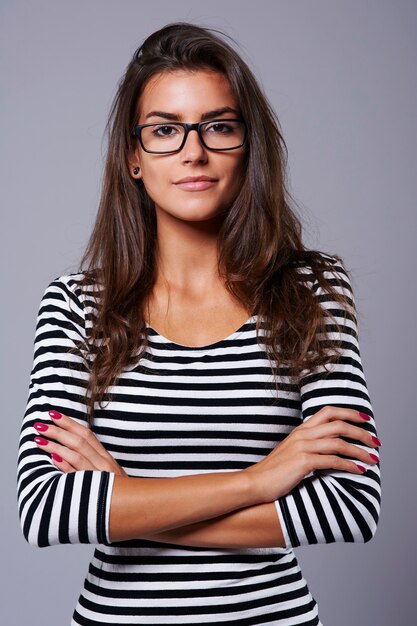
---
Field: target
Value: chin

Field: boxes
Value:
[156,202,228,222]
[181,209,226,223]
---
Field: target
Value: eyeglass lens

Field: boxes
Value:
[140,120,245,152]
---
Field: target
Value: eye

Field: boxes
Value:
[205,122,234,134]
[152,124,180,137]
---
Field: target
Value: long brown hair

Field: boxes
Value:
[76,22,356,423]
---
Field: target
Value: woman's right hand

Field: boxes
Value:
[243,406,380,504]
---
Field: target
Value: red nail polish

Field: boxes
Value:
[34,436,48,446]
[34,422,48,432]
[356,464,366,473]
[49,410,62,419]
[51,453,63,463]
[359,412,371,420]
[371,436,381,446]
[369,454,379,462]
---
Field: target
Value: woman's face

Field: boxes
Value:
[130,69,246,223]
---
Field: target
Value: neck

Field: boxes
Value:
[153,207,226,296]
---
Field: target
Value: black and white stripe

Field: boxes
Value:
[17,253,381,625]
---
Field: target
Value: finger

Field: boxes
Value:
[58,421,123,465]
[307,437,380,465]
[312,454,369,475]
[50,452,76,473]
[300,420,380,449]
[47,413,117,462]
[35,422,95,451]
[35,432,122,473]
[34,436,101,471]
[303,406,373,427]
[46,410,108,457]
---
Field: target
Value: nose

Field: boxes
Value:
[181,128,208,163]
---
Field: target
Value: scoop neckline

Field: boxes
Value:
[145,315,257,350]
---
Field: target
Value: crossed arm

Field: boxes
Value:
[25,405,379,548]
[17,266,381,550]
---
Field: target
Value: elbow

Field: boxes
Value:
[351,505,380,544]
[362,514,380,544]
[20,522,40,548]
[363,532,375,543]
[19,516,50,548]
[18,472,62,548]
[337,470,381,545]
[361,485,381,544]
[23,535,44,549]
[356,526,376,544]
[329,516,379,546]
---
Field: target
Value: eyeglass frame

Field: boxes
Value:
[132,118,248,154]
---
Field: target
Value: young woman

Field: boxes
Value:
[17,22,381,626]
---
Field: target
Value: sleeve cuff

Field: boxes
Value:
[97,471,116,544]
[274,498,297,549]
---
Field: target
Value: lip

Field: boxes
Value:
[173,175,218,191]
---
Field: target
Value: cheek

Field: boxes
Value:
[227,160,245,193]
[230,151,246,178]
[139,163,170,197]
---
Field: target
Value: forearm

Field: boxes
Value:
[142,502,286,549]
[109,470,256,542]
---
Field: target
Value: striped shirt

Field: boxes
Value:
[17,253,381,625]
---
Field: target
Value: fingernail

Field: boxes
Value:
[359,412,371,420]
[49,410,62,419]
[356,464,366,473]
[51,453,63,463]
[34,422,48,432]
[369,454,379,462]
[371,436,381,446]
[34,436,48,446]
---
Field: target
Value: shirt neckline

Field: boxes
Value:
[145,315,258,350]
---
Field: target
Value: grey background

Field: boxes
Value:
[1,0,416,624]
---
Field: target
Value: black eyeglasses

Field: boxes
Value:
[132,118,247,154]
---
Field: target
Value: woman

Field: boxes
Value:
[17,22,381,626]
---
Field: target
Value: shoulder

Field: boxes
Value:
[37,271,103,330]
[40,270,101,306]
[292,252,357,328]
[315,252,355,304]
[39,272,84,308]
[294,251,354,297]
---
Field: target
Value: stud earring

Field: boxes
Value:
[133,166,140,175]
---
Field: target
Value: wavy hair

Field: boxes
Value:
[76,22,355,423]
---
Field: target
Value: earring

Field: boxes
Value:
[133,166,140,175]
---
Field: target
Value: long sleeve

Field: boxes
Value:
[274,256,381,548]
[17,274,115,547]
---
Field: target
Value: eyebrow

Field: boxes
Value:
[144,106,240,121]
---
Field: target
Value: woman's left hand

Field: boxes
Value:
[33,410,127,476]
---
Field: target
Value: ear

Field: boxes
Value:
[127,150,142,180]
